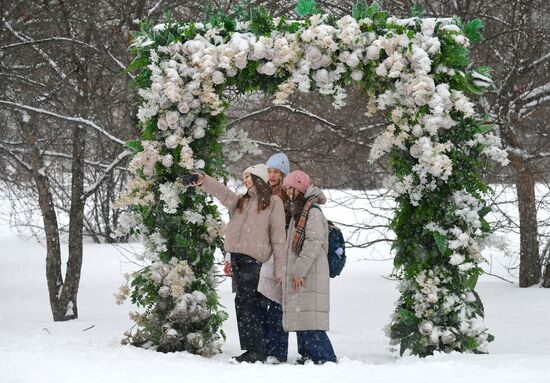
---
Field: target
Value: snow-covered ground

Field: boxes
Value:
[1,190,550,383]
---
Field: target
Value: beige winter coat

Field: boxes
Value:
[282,186,330,331]
[258,186,326,304]
[200,175,286,279]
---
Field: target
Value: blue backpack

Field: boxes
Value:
[311,206,346,278]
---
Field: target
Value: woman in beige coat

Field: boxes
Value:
[192,164,286,363]
[282,170,337,364]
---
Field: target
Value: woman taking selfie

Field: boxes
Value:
[282,170,337,364]
[191,165,286,363]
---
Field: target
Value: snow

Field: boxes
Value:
[1,191,550,383]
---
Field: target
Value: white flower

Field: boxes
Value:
[449,253,465,265]
[166,111,180,127]
[366,42,382,60]
[427,293,438,304]
[346,52,360,68]
[165,135,179,149]
[441,330,456,344]
[177,102,190,114]
[190,99,201,109]
[194,118,207,131]
[419,320,434,336]
[159,286,170,298]
[162,154,173,168]
[193,127,205,139]
[258,62,277,76]
[305,45,322,65]
[234,52,248,69]
[211,70,225,85]
[412,125,423,137]
[157,117,168,131]
[409,144,422,158]
[313,69,329,84]
[351,70,363,81]
[194,159,205,169]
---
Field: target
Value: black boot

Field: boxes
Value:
[235,350,266,363]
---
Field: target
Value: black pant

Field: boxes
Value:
[231,253,265,353]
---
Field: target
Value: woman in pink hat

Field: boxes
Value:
[282,170,337,364]
[191,165,286,363]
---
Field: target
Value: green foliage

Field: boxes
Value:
[464,18,484,44]
[410,3,426,18]
[125,140,143,152]
[295,0,320,17]
[250,5,276,36]
[352,0,369,20]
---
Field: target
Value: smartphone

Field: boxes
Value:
[182,173,199,185]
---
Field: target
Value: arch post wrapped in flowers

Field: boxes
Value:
[116,2,507,357]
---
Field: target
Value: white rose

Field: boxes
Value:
[339,51,350,63]
[441,330,456,344]
[409,144,422,158]
[313,69,329,84]
[182,92,194,103]
[165,111,180,127]
[193,127,205,139]
[177,102,190,114]
[212,70,225,85]
[157,117,168,131]
[449,253,465,265]
[151,82,163,93]
[158,286,170,298]
[412,125,423,137]
[419,320,433,336]
[165,135,179,149]
[194,159,205,169]
[427,293,438,304]
[234,53,248,69]
[319,54,332,67]
[375,63,388,77]
[346,52,360,68]
[162,154,173,168]
[351,70,363,81]
[258,62,277,76]
[190,99,201,109]
[305,45,322,64]
[366,44,381,60]
[194,118,207,130]
[226,68,237,77]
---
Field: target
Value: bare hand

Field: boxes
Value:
[223,262,232,276]
[292,276,305,290]
[192,173,205,187]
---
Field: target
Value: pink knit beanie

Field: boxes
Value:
[283,170,311,194]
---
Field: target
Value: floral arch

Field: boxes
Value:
[115,2,508,357]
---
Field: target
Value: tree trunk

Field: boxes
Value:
[542,242,550,288]
[21,118,66,320]
[56,124,86,320]
[514,164,541,287]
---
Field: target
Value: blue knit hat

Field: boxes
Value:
[266,153,290,176]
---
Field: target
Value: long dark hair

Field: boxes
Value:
[289,191,307,227]
[236,174,272,213]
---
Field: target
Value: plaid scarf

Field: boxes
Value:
[291,196,318,254]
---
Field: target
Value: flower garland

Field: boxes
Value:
[118,2,507,357]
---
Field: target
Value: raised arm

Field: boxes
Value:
[199,174,240,213]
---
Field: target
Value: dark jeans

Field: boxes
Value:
[231,253,265,353]
[259,295,289,361]
[297,330,337,363]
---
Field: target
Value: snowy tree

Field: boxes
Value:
[0,1,160,320]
